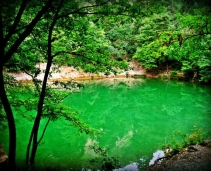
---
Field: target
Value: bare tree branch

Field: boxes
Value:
[75,0,111,12]
[51,50,116,73]
[3,0,28,47]
[183,32,211,42]
[57,0,112,19]
[205,19,209,34]
[52,50,95,62]
[0,5,4,58]
[37,118,50,145]
[3,0,53,65]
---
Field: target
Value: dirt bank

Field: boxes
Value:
[144,140,211,171]
[9,61,146,82]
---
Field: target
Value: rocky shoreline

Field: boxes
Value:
[144,140,211,171]
[8,62,146,82]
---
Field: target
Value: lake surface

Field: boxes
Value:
[0,78,211,170]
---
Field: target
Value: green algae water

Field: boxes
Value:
[0,79,211,170]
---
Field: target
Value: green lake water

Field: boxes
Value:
[0,79,211,170]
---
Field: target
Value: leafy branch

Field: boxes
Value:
[183,32,211,42]
[37,117,50,145]
[3,0,54,64]
[57,0,111,19]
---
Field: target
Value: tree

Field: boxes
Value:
[133,0,211,81]
[133,3,176,72]
[0,0,140,170]
[0,1,54,170]
[22,0,134,166]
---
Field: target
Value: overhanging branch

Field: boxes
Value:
[51,50,118,73]
[3,0,53,65]
[56,0,132,18]
[74,0,111,12]
[37,118,50,145]
[52,50,101,64]
[183,32,211,42]
[3,0,28,47]
[57,0,111,19]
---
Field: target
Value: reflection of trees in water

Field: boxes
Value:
[87,92,100,106]
[60,80,211,169]
[162,104,183,116]
[116,130,134,148]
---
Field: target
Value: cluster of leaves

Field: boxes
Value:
[163,125,206,155]
[134,12,174,69]
[0,74,27,130]
[87,143,121,171]
[2,74,101,138]
[42,87,102,135]
[102,15,137,60]
[0,101,7,130]
[133,1,211,82]
[170,7,211,82]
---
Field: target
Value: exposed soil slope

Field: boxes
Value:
[9,61,146,81]
[144,140,211,171]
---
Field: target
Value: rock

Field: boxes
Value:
[188,146,198,152]
[0,155,8,163]
[0,144,8,163]
[144,143,211,171]
[201,140,211,147]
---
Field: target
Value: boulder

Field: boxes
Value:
[201,140,211,148]
[0,144,8,163]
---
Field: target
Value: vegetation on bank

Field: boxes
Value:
[0,0,211,170]
[162,125,211,155]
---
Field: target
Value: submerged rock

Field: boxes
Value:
[0,144,8,171]
[201,139,211,148]
[0,144,8,163]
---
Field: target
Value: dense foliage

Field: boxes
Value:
[133,1,211,82]
[3,0,211,82]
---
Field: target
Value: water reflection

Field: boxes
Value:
[149,150,164,165]
[83,150,164,171]
[115,150,165,171]
[114,162,139,171]
[116,131,134,148]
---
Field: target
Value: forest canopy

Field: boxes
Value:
[2,0,211,83]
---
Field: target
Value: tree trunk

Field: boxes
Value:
[28,0,64,165]
[0,68,16,171]
[0,8,16,171]
[0,0,54,169]
[29,59,53,165]
[29,113,42,165]
[3,0,54,64]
